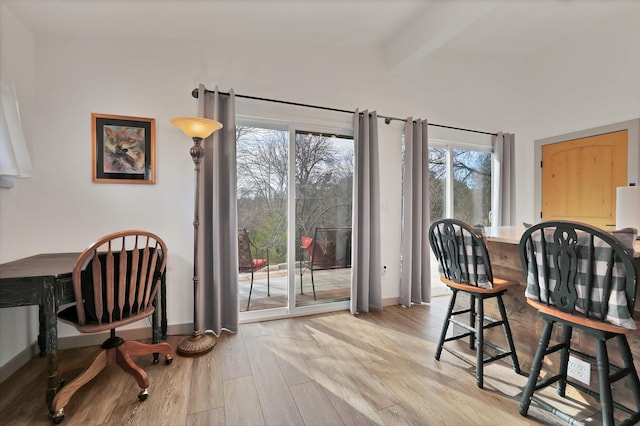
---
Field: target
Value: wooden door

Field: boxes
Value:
[541,130,628,229]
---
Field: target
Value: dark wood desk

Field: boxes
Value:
[0,253,168,412]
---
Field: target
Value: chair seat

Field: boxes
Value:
[252,258,268,269]
[441,276,518,294]
[527,298,640,335]
[239,258,268,272]
[57,305,156,334]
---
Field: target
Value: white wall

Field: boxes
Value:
[3,2,640,370]
[503,7,640,224]
[0,2,39,368]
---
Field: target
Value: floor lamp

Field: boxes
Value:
[171,116,223,357]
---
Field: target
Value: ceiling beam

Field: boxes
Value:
[384,1,500,71]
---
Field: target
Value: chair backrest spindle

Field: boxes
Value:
[117,238,127,319]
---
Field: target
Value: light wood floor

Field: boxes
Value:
[0,296,597,425]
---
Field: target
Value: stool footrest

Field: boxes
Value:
[529,396,585,426]
[482,340,511,356]
[610,367,633,384]
[545,342,566,356]
[483,351,513,364]
[483,320,504,330]
[449,318,475,333]
[442,346,476,367]
[443,332,473,343]
[533,374,562,392]
[441,338,514,365]
[448,316,502,333]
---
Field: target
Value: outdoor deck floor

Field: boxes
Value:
[239,267,351,311]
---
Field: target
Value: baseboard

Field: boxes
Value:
[57,323,193,349]
[0,323,193,384]
[382,296,399,307]
[0,342,40,384]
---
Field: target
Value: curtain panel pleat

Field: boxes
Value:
[492,132,516,226]
[197,84,239,334]
[351,109,382,314]
[399,118,430,306]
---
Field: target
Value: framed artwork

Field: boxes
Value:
[92,113,156,184]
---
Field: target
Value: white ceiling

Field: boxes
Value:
[4,0,639,70]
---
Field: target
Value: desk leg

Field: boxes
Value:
[161,273,167,339]
[38,305,46,356]
[43,277,60,414]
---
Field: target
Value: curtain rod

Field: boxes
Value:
[191,88,498,137]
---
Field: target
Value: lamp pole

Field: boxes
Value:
[171,117,222,357]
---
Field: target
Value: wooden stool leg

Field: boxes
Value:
[469,295,476,351]
[618,335,640,412]
[596,339,614,426]
[496,294,521,374]
[556,324,572,397]
[435,290,458,361]
[520,319,554,417]
[476,296,484,389]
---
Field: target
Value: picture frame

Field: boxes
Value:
[92,113,156,184]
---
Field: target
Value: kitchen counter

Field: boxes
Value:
[483,226,523,244]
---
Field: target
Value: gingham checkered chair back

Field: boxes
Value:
[429,218,494,289]
[519,220,638,329]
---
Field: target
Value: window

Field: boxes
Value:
[429,142,493,226]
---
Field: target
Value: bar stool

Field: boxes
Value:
[519,220,640,426]
[428,218,521,388]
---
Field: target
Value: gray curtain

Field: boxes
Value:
[491,132,516,226]
[351,109,382,314]
[197,84,238,334]
[399,118,430,306]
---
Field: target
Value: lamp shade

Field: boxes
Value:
[616,185,640,234]
[171,117,222,139]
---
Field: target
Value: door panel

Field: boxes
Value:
[295,130,353,307]
[541,130,627,229]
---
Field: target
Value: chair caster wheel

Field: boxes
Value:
[153,353,159,364]
[138,388,149,401]
[165,355,173,365]
[49,409,64,424]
